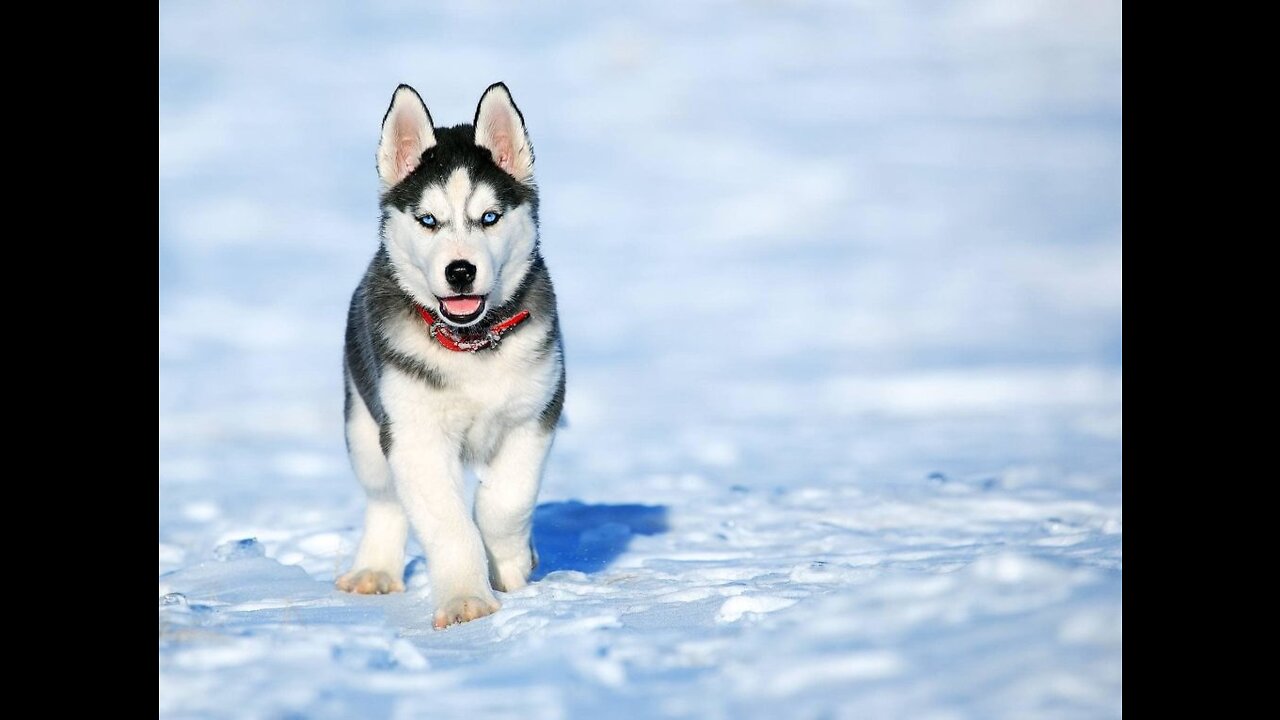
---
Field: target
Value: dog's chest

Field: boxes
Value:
[388,317,557,463]
[442,352,548,459]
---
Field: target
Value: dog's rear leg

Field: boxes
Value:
[475,422,553,593]
[336,381,407,594]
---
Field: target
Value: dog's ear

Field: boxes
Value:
[473,82,534,183]
[378,84,436,190]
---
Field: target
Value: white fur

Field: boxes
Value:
[336,382,408,594]
[380,365,501,620]
[475,422,553,592]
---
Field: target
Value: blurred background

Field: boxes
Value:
[160,1,1121,717]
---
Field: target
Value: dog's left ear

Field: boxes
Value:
[474,83,534,183]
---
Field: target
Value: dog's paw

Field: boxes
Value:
[489,542,538,593]
[490,559,532,593]
[433,595,500,629]
[335,569,404,595]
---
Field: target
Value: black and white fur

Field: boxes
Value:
[338,83,565,629]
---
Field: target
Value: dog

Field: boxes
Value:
[336,82,565,629]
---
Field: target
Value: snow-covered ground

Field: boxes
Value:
[159,1,1122,717]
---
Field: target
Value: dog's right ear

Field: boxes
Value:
[377,85,436,190]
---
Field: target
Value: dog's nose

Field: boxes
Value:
[445,260,477,292]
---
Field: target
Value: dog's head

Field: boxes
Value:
[377,83,539,327]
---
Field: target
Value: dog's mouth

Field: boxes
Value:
[437,295,487,325]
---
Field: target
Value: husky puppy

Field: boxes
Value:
[337,83,564,629]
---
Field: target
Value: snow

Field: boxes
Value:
[159,1,1122,717]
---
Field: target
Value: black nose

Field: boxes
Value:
[445,260,476,292]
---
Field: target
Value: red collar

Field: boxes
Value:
[416,305,532,353]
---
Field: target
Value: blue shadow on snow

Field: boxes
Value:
[530,500,669,580]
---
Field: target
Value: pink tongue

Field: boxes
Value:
[442,296,482,316]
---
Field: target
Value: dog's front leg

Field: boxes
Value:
[475,422,553,592]
[382,370,499,628]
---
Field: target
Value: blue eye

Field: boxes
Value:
[481,211,502,227]
[418,213,437,228]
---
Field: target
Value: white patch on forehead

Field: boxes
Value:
[444,168,472,212]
